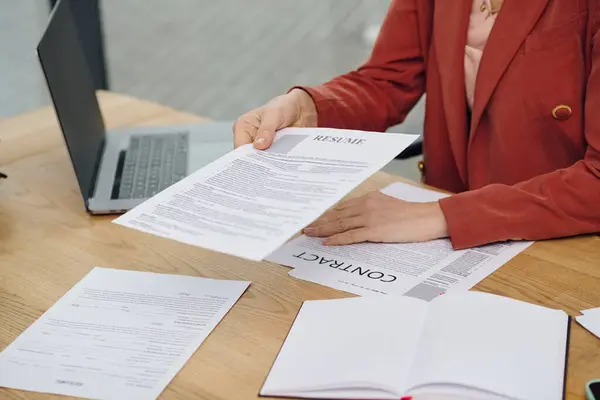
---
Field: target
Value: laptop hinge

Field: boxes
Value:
[110,150,127,200]
[87,137,106,202]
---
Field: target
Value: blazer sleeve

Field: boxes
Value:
[439,14,600,249]
[292,0,427,132]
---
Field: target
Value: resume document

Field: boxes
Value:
[113,128,418,261]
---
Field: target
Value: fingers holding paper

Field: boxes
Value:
[232,89,318,150]
[303,191,449,245]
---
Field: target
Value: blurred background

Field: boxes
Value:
[1,0,423,179]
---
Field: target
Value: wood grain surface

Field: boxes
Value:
[0,91,599,400]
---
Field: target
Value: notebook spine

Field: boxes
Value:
[562,316,572,400]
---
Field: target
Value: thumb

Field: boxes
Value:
[253,109,282,150]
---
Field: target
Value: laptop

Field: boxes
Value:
[37,0,233,214]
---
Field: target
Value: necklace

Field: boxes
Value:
[480,0,502,19]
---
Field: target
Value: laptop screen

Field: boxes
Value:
[37,0,105,202]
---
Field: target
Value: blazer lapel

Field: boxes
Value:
[469,0,549,140]
[433,0,471,184]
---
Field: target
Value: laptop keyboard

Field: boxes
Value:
[117,133,189,199]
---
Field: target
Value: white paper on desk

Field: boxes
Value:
[0,267,250,400]
[268,182,533,299]
[577,312,600,339]
[113,128,418,261]
[581,307,600,317]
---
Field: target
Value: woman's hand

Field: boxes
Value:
[233,89,318,149]
[303,191,449,245]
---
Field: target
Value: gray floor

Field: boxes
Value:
[0,0,422,180]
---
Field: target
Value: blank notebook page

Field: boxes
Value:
[261,296,428,399]
[406,292,568,400]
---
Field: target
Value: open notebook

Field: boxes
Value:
[261,292,570,400]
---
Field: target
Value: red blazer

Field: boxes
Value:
[298,0,600,249]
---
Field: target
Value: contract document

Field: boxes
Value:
[267,182,532,300]
[113,128,418,261]
[0,267,250,400]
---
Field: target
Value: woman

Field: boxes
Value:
[232,0,600,249]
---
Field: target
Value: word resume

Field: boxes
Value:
[0,267,250,400]
[113,128,418,261]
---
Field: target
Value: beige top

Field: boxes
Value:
[465,0,503,108]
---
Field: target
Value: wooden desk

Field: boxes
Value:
[1,92,599,400]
